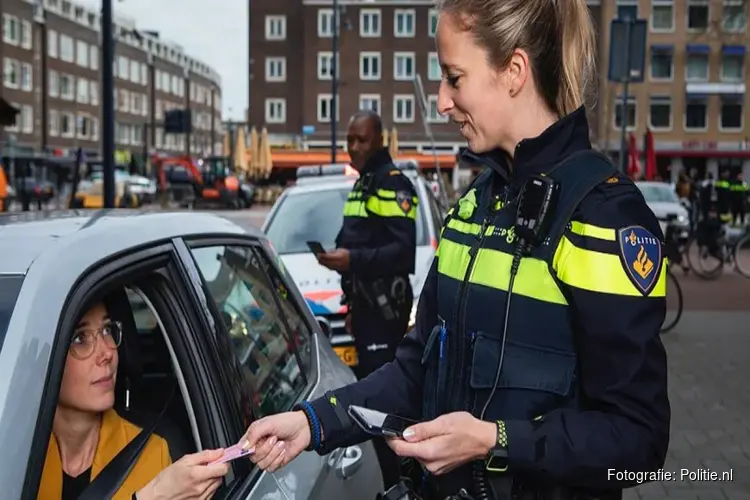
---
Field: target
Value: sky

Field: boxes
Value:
[78,0,247,121]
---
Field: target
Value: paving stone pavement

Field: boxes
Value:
[624,312,750,500]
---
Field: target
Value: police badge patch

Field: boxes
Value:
[396,191,413,214]
[617,225,662,296]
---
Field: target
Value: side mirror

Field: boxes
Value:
[315,316,333,338]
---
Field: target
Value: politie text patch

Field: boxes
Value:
[617,225,662,296]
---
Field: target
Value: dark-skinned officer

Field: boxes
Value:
[315,109,418,490]
[240,1,669,499]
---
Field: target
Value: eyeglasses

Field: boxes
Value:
[69,320,123,360]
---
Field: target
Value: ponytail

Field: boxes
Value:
[555,0,597,115]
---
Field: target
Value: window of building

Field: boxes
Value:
[90,81,99,105]
[265,98,286,124]
[649,96,672,130]
[721,53,744,81]
[130,60,139,83]
[317,93,338,122]
[265,57,286,82]
[360,52,381,80]
[394,9,415,37]
[77,78,89,104]
[76,40,88,67]
[3,15,19,45]
[60,111,75,138]
[49,70,59,97]
[21,63,32,91]
[427,95,447,123]
[616,0,637,20]
[360,9,381,37]
[686,53,709,80]
[428,52,441,81]
[723,0,746,31]
[21,20,32,49]
[428,9,438,37]
[685,99,708,130]
[359,94,381,114]
[21,105,32,134]
[90,45,99,70]
[720,98,743,130]
[317,52,338,80]
[687,0,709,30]
[60,34,74,62]
[265,15,286,40]
[118,55,128,79]
[60,74,74,100]
[140,63,147,86]
[3,58,19,89]
[613,96,636,130]
[651,1,674,31]
[318,9,334,37]
[394,52,415,80]
[49,109,59,137]
[393,94,415,123]
[650,47,673,80]
[48,29,58,58]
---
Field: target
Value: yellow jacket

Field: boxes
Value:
[38,409,172,500]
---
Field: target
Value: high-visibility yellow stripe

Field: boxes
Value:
[436,239,567,305]
[553,236,666,297]
[343,200,368,217]
[569,221,616,241]
[366,196,417,218]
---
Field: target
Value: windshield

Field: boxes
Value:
[638,183,679,203]
[265,186,428,255]
[0,275,24,355]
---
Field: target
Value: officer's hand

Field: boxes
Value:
[241,411,311,472]
[387,412,496,475]
[317,248,351,271]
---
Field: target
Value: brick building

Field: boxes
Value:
[0,0,224,159]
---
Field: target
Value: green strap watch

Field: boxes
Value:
[485,420,509,472]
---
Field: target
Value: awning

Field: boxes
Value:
[651,44,674,52]
[722,45,746,56]
[0,98,19,127]
[686,44,710,54]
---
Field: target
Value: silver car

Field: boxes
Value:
[0,210,382,500]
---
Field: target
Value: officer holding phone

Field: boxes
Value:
[241,5,669,500]
[313,109,418,490]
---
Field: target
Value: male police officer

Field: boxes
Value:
[316,109,418,490]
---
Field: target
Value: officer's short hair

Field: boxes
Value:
[350,110,383,138]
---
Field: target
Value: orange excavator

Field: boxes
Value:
[154,154,242,209]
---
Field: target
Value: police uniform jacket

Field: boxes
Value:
[306,108,670,497]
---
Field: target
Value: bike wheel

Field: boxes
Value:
[661,270,683,333]
[733,232,750,278]
[686,238,724,280]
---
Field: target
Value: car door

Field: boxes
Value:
[175,238,378,500]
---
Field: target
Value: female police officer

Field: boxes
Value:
[239,0,670,498]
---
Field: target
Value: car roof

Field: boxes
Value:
[0,210,258,274]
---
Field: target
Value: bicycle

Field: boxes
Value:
[661,220,685,334]
[687,218,750,280]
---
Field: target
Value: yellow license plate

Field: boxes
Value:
[334,346,358,367]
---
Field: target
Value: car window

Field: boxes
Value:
[638,184,679,203]
[0,275,24,355]
[266,185,428,254]
[425,188,443,241]
[190,245,308,417]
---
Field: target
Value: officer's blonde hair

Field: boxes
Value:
[436,0,597,117]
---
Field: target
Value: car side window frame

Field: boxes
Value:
[21,245,177,499]
[180,237,319,420]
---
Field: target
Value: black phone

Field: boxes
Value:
[347,405,419,438]
[306,240,327,255]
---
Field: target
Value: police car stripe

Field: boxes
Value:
[436,238,568,305]
[553,235,667,297]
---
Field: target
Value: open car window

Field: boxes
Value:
[190,244,309,418]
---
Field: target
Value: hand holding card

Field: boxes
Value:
[209,440,255,464]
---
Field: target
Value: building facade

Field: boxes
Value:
[599,0,750,180]
[248,0,604,152]
[1,0,223,159]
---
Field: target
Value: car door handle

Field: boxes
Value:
[328,445,364,480]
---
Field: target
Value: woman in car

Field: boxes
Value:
[38,301,230,500]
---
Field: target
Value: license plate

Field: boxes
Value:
[334,346,358,366]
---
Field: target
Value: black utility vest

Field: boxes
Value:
[421,151,615,422]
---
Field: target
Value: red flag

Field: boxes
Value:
[644,128,657,181]
[627,133,641,179]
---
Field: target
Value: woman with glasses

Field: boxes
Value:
[38,301,230,500]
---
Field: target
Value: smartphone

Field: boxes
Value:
[347,405,419,438]
[306,240,327,255]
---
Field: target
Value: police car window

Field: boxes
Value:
[266,186,427,254]
[425,189,443,240]
[190,245,307,417]
[0,275,24,356]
